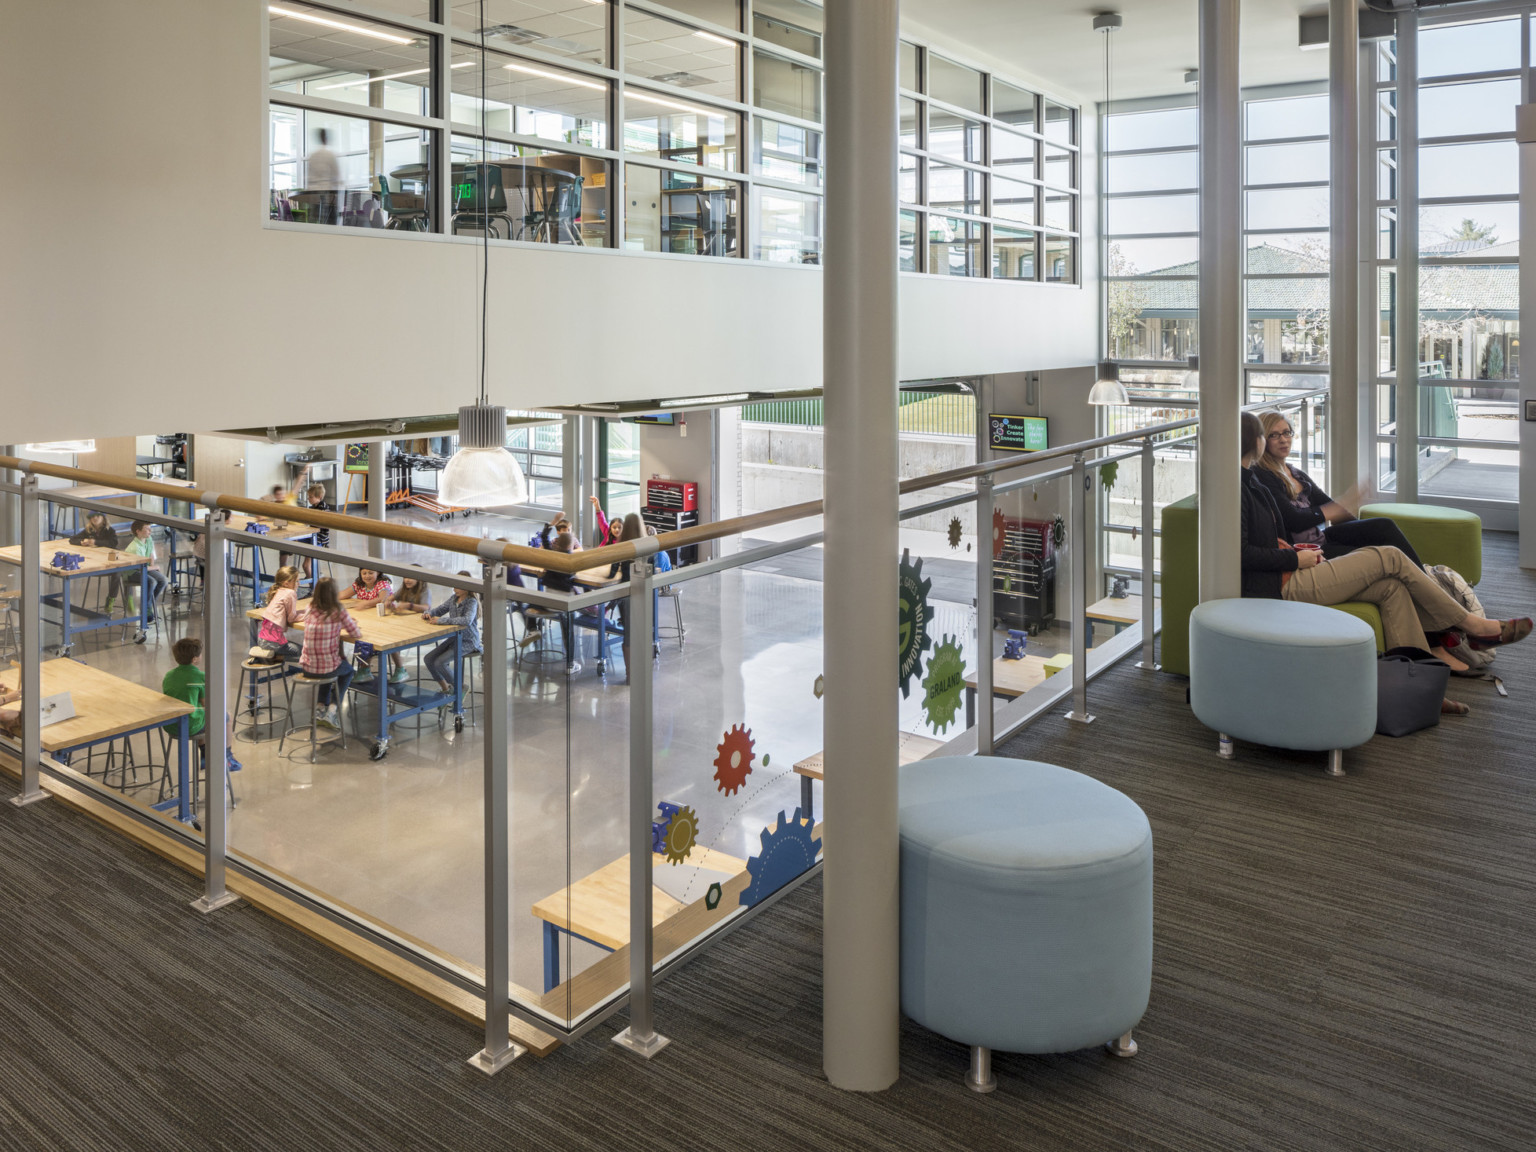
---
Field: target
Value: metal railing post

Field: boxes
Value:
[469,563,523,1073]
[11,474,47,808]
[1137,439,1159,671]
[1299,396,1311,479]
[975,475,995,754]
[614,555,668,1058]
[192,511,238,913]
[1065,453,1094,724]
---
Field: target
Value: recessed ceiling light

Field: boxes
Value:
[627,88,712,116]
[268,5,413,45]
[692,30,735,47]
[504,62,605,91]
[317,61,471,90]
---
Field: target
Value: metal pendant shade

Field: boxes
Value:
[1088,361,1129,406]
[439,404,527,508]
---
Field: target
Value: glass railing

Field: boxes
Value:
[0,392,1330,1061]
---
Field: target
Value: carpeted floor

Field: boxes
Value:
[0,533,1532,1152]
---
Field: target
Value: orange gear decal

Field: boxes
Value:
[713,724,756,796]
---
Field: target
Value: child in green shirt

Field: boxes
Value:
[163,637,240,772]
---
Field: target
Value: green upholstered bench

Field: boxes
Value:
[1161,494,1384,677]
[1359,502,1482,585]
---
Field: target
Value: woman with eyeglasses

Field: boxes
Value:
[1251,409,1424,567]
[1238,411,1529,687]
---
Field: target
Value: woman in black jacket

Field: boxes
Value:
[1237,411,1528,678]
[1250,410,1424,567]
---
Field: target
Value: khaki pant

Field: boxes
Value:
[1281,545,1468,651]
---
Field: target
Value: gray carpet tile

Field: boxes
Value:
[0,532,1532,1152]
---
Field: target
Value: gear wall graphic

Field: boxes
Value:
[898,550,933,699]
[663,805,698,865]
[992,507,1007,558]
[713,724,756,796]
[921,634,965,734]
[947,515,963,550]
[740,808,822,908]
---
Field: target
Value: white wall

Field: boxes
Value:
[0,0,1098,448]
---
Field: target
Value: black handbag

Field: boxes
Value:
[1375,646,1451,737]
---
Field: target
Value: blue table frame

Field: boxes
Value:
[1,544,152,656]
[352,626,463,760]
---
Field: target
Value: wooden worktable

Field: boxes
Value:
[532,846,748,952]
[792,730,945,782]
[1086,593,1142,633]
[245,598,461,655]
[962,653,1052,728]
[0,540,150,578]
[0,658,190,754]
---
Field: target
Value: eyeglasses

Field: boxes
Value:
[1267,430,1294,440]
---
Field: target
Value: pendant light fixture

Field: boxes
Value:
[1088,13,1130,408]
[439,0,530,509]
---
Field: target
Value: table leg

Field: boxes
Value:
[177,715,191,824]
[651,587,660,658]
[138,567,149,634]
[543,921,561,993]
[800,774,815,823]
[376,654,389,745]
[60,574,73,654]
[596,599,607,672]
[453,631,463,720]
[965,686,975,729]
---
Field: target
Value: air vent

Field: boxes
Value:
[478,23,541,44]
[649,70,711,87]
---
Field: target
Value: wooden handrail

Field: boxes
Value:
[3,385,1324,573]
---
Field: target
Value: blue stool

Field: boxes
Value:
[900,755,1153,1092]
[1190,598,1377,777]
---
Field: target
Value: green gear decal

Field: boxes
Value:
[922,635,965,734]
[898,550,934,699]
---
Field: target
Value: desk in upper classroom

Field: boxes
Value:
[1085,594,1143,638]
[245,598,466,758]
[0,540,151,654]
[0,658,196,823]
[962,653,1052,727]
[792,730,945,820]
[42,478,198,537]
[515,560,659,671]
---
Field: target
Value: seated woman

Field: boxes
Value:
[1252,410,1424,567]
[1238,411,1529,705]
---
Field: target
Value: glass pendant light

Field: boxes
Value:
[1088,360,1129,406]
[438,0,529,509]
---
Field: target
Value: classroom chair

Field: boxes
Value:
[280,671,349,763]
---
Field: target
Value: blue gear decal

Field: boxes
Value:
[739,808,821,909]
[898,550,934,699]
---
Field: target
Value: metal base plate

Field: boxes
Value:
[8,790,49,808]
[966,1071,997,1094]
[1063,710,1096,725]
[612,1026,671,1059]
[190,891,241,915]
[466,1042,526,1075]
[1135,661,1161,671]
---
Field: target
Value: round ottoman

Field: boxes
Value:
[900,756,1153,1092]
[1189,598,1377,776]
[1360,502,1482,585]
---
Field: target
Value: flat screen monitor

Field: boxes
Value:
[988,414,1048,453]
[630,414,676,425]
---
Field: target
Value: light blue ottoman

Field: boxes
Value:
[1189,599,1377,776]
[900,756,1153,1092]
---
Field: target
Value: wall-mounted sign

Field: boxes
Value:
[344,443,370,473]
[988,414,1049,453]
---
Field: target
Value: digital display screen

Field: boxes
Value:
[630,414,676,425]
[988,414,1048,453]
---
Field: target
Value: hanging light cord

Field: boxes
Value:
[479,0,489,408]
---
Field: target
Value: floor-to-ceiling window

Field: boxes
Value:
[1373,13,1522,503]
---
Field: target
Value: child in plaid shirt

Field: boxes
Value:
[300,577,360,730]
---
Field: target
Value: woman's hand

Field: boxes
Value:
[589,495,600,507]
[1297,548,1324,570]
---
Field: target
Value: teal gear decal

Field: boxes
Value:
[921,635,965,734]
[740,808,821,909]
[898,550,934,699]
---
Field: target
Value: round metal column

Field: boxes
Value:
[1197,0,1243,603]
[821,0,901,1091]
[1329,0,1360,490]
[1395,11,1420,503]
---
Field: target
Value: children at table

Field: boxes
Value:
[70,513,129,614]
[423,573,482,694]
[340,568,405,683]
[0,685,21,738]
[125,521,167,619]
[254,565,305,663]
[300,577,360,731]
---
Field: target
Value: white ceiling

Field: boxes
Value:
[902,0,1336,105]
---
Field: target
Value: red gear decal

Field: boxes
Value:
[713,724,756,796]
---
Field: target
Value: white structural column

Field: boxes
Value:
[1197,0,1243,602]
[1329,0,1360,488]
[1395,11,1420,502]
[366,441,387,558]
[822,0,901,1091]
[1518,105,1536,568]
[1358,36,1378,489]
